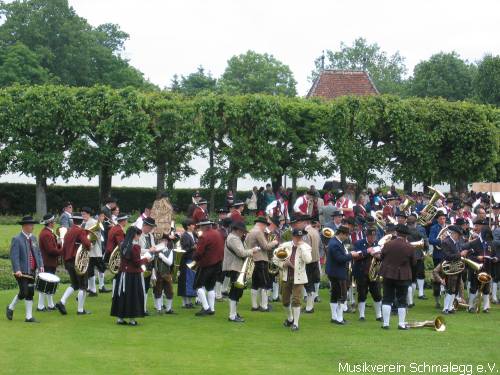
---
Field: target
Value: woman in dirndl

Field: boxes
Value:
[177,219,198,308]
[111,226,152,326]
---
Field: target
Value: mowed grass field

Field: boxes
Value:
[0,223,499,374]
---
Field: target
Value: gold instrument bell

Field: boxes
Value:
[405,316,446,332]
[321,227,335,239]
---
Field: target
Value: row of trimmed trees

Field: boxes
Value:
[0,85,498,215]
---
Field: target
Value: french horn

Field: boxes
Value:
[108,245,121,274]
[75,222,103,276]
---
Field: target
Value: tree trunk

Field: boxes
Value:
[227,161,238,193]
[449,180,456,194]
[403,178,412,194]
[340,168,346,190]
[291,175,298,204]
[423,180,431,194]
[99,165,112,206]
[165,167,175,196]
[156,161,166,197]
[457,179,468,194]
[35,175,47,218]
[209,147,216,213]
[272,174,282,194]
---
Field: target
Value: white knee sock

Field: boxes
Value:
[250,289,259,308]
[47,294,55,308]
[286,305,293,321]
[330,303,338,321]
[272,282,279,300]
[443,293,454,312]
[293,307,301,327]
[412,282,416,297]
[407,286,413,305]
[260,289,268,309]
[336,303,344,322]
[468,293,476,309]
[306,294,314,312]
[77,290,86,312]
[342,302,348,311]
[207,290,216,312]
[88,276,96,293]
[215,282,222,299]
[165,298,173,311]
[348,287,354,304]
[144,293,148,312]
[314,282,320,297]
[397,308,406,328]
[417,279,425,297]
[154,298,162,311]
[98,272,105,288]
[9,295,19,310]
[197,288,209,310]
[25,300,33,320]
[492,283,498,302]
[37,293,46,309]
[229,300,237,319]
[483,294,490,310]
[222,276,230,293]
[61,286,74,305]
[382,304,391,327]
[358,301,366,318]
[374,301,382,318]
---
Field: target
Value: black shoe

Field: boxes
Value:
[381,325,389,330]
[468,308,475,313]
[376,317,383,322]
[144,311,150,316]
[251,307,260,312]
[55,302,67,315]
[304,308,314,314]
[447,309,455,314]
[418,295,428,300]
[221,291,229,297]
[272,297,281,302]
[259,307,271,312]
[36,307,47,312]
[117,320,128,325]
[359,317,366,321]
[483,309,490,313]
[77,310,91,315]
[128,320,138,326]
[6,306,13,321]
[47,306,56,311]
[25,317,40,323]
[314,296,321,303]
[442,310,449,315]
[228,316,245,323]
[283,319,293,327]
[99,286,111,293]
[333,319,347,325]
[208,310,215,315]
[291,324,299,331]
[195,308,211,317]
[87,291,98,297]
[398,325,409,330]
[408,303,415,308]
[164,309,176,315]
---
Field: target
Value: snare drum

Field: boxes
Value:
[35,272,61,295]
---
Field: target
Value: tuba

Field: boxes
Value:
[108,245,121,274]
[405,316,446,332]
[399,196,415,213]
[417,186,446,226]
[75,222,103,276]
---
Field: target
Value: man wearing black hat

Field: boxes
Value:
[37,213,62,311]
[245,216,279,312]
[56,214,92,316]
[187,191,202,218]
[379,224,416,330]
[303,216,321,313]
[429,211,448,267]
[106,214,128,260]
[440,225,468,314]
[223,221,258,322]
[192,199,208,224]
[193,220,225,316]
[7,216,44,322]
[101,197,117,251]
[139,217,158,314]
[267,216,284,302]
[229,201,245,224]
[326,225,361,325]
[407,213,429,301]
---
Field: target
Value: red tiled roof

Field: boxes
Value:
[307,70,379,99]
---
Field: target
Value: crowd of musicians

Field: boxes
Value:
[6,187,500,331]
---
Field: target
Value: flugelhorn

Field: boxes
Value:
[405,316,446,332]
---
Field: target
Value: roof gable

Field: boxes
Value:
[307,70,379,99]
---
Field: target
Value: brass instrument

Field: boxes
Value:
[367,234,392,282]
[417,186,446,226]
[234,254,256,289]
[399,196,415,213]
[453,299,469,311]
[108,245,121,274]
[75,222,103,276]
[186,260,197,271]
[274,244,291,262]
[374,210,386,231]
[437,226,450,241]
[405,316,446,332]
[409,239,425,250]
[321,227,335,239]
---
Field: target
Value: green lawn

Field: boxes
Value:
[0,284,498,375]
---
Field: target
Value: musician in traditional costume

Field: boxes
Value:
[59,201,73,228]
[407,214,429,300]
[266,196,290,223]
[353,227,382,321]
[379,224,416,330]
[37,214,62,311]
[111,226,153,326]
[6,216,44,323]
[193,220,225,316]
[152,232,176,315]
[133,205,151,230]
[382,195,398,219]
[178,219,197,308]
[187,191,202,218]
[100,197,118,258]
[245,216,279,312]
[229,200,245,223]
[335,190,354,219]
[326,225,360,325]
[138,217,157,314]
[277,228,312,331]
[192,198,209,224]
[56,214,91,316]
[429,211,447,267]
[303,216,321,313]
[223,221,257,322]
[324,209,343,232]
[293,190,316,217]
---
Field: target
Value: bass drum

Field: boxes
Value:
[35,272,61,294]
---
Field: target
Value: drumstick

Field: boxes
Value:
[13,273,35,280]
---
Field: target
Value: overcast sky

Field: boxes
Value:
[2,0,499,190]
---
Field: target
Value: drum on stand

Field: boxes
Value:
[35,272,61,295]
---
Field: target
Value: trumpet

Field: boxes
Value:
[405,316,446,332]
[417,186,446,226]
